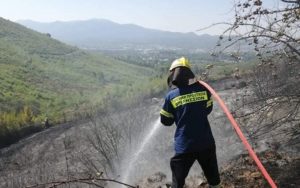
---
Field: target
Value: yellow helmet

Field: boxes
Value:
[169,57,191,71]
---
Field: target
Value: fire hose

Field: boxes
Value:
[199,81,277,188]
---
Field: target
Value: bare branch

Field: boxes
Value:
[25,177,137,188]
[281,0,300,4]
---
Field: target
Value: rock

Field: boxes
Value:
[236,81,247,89]
[275,159,288,167]
[151,98,160,103]
[165,182,172,188]
[147,172,167,183]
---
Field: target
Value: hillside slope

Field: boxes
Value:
[1,87,298,188]
[0,17,156,126]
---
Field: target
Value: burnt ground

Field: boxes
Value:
[136,150,300,188]
[220,150,300,188]
[0,83,299,188]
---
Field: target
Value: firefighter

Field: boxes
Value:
[160,57,221,188]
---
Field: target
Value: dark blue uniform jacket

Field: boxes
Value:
[160,82,215,154]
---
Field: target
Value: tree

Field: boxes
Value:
[215,0,300,147]
[213,0,299,61]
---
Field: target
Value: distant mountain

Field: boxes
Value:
[18,19,219,50]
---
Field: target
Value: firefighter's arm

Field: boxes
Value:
[160,109,174,126]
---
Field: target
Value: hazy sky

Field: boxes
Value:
[0,0,278,34]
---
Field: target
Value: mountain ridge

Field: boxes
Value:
[18,19,219,50]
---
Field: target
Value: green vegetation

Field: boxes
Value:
[192,61,256,80]
[0,17,165,147]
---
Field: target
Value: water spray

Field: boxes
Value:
[121,118,161,185]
